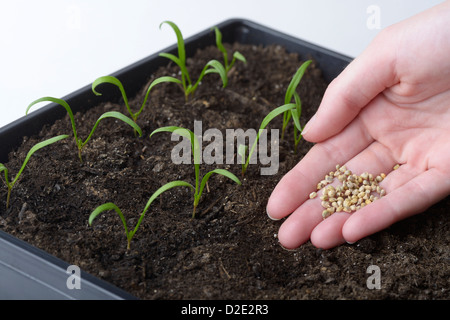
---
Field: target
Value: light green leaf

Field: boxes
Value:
[259,103,297,131]
[243,104,297,174]
[82,111,142,148]
[89,202,128,231]
[191,60,228,94]
[160,21,186,65]
[134,180,194,237]
[213,27,227,56]
[150,126,200,165]
[12,134,68,186]
[140,76,182,117]
[233,51,246,63]
[291,92,302,132]
[284,60,312,105]
[204,60,228,88]
[27,97,78,143]
[158,52,190,80]
[237,144,248,164]
[199,169,241,200]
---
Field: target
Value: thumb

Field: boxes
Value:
[302,28,398,142]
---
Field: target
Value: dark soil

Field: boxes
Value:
[0,43,448,300]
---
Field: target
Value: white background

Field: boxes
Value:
[0,0,444,128]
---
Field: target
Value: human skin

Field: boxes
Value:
[266,1,450,250]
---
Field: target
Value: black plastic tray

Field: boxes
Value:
[0,19,352,299]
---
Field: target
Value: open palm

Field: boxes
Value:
[266,1,450,249]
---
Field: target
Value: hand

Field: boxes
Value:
[266,1,450,250]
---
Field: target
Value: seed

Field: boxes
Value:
[315,164,387,219]
[309,192,317,199]
[322,210,331,219]
[393,164,400,170]
[321,201,331,208]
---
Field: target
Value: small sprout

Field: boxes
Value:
[237,144,248,177]
[150,126,241,218]
[159,21,228,101]
[212,26,246,74]
[89,180,193,250]
[281,60,312,152]
[0,135,68,209]
[239,103,297,176]
[26,97,142,162]
[92,75,182,123]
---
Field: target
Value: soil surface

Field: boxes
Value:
[0,43,448,300]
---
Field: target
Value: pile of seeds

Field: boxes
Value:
[309,164,387,219]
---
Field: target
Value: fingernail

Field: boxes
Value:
[346,240,356,245]
[266,206,280,221]
[302,114,316,136]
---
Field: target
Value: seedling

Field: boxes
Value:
[159,21,228,101]
[91,75,181,123]
[238,103,297,176]
[212,26,246,74]
[281,60,312,152]
[0,134,68,209]
[150,126,241,218]
[26,97,142,162]
[89,180,193,250]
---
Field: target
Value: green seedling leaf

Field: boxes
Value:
[198,169,241,208]
[92,75,181,122]
[242,103,297,175]
[0,134,68,209]
[232,51,246,64]
[150,126,201,165]
[237,144,248,176]
[159,21,191,96]
[291,92,302,132]
[189,59,228,95]
[27,97,78,145]
[89,180,193,250]
[281,60,312,142]
[83,111,143,147]
[284,60,312,105]
[160,23,240,100]
[213,26,246,73]
[160,21,186,69]
[27,97,141,162]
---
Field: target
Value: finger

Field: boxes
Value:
[310,212,348,249]
[287,140,397,249]
[302,30,398,143]
[277,198,323,249]
[342,167,450,243]
[267,115,373,220]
